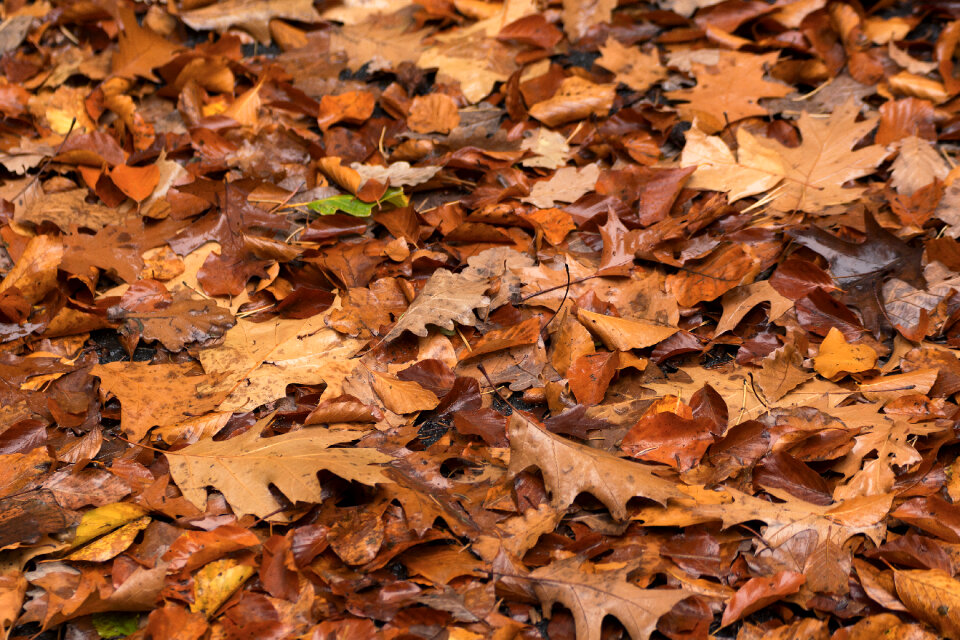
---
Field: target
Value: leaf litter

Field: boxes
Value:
[2,0,960,639]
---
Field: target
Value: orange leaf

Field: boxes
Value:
[110,164,161,202]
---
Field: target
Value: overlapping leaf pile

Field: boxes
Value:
[4,0,960,638]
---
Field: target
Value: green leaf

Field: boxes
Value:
[92,612,140,638]
[305,187,408,217]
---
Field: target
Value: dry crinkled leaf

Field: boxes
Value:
[198,315,364,412]
[381,269,491,343]
[894,569,960,639]
[578,308,678,350]
[181,0,322,43]
[813,328,878,378]
[521,163,601,208]
[596,37,666,93]
[890,136,949,196]
[417,34,518,104]
[350,161,441,187]
[507,414,684,519]
[330,7,423,73]
[0,233,63,306]
[167,420,392,519]
[111,295,235,351]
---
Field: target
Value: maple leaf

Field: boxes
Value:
[521,164,601,208]
[198,315,365,412]
[166,418,392,520]
[381,269,491,343]
[520,128,571,170]
[596,37,666,93]
[666,52,791,133]
[507,415,684,520]
[530,556,689,640]
[758,99,888,212]
[111,6,181,82]
[681,126,785,202]
[180,0,322,43]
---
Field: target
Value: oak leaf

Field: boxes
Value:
[91,362,222,440]
[596,37,666,93]
[198,316,365,412]
[507,414,684,520]
[166,420,392,519]
[530,556,689,640]
[381,269,490,343]
[521,163,601,208]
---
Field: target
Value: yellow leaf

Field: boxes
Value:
[190,558,255,617]
[813,327,878,378]
[71,503,148,547]
[66,517,150,562]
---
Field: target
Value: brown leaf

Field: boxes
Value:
[720,571,805,627]
[507,414,684,519]
[166,417,392,520]
[407,93,460,134]
[757,342,814,402]
[181,0,322,43]
[895,569,960,639]
[380,269,491,343]
[528,76,616,127]
[531,556,689,640]
[370,370,440,414]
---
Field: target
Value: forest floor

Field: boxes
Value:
[2,0,960,638]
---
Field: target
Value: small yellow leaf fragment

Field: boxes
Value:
[66,517,151,562]
[71,502,149,547]
[814,327,878,378]
[190,558,255,617]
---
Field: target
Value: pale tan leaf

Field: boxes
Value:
[681,127,784,202]
[521,163,601,208]
[382,269,491,342]
[531,556,689,640]
[350,161,441,187]
[521,128,571,169]
[890,136,949,196]
[507,415,684,520]
[167,420,392,519]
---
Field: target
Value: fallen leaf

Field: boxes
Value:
[813,327,878,378]
[380,269,491,343]
[894,569,960,639]
[531,556,689,640]
[167,419,392,519]
[521,163,601,208]
[181,0,322,43]
[507,414,684,519]
[528,77,616,127]
[407,93,460,134]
